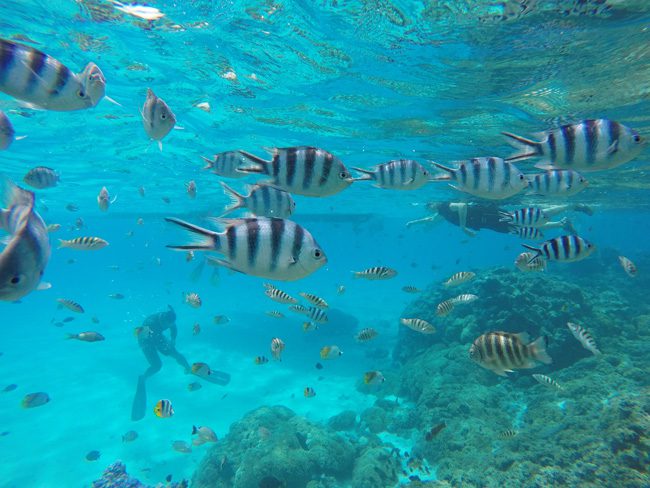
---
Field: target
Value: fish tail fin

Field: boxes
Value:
[529,336,552,364]
[430,163,454,181]
[502,131,544,162]
[220,182,245,216]
[200,156,214,170]
[236,150,269,175]
[521,244,541,263]
[65,333,76,340]
[498,211,513,223]
[0,176,34,210]
[352,271,361,279]
[351,167,374,181]
[192,425,198,435]
[57,239,67,249]
[165,217,220,251]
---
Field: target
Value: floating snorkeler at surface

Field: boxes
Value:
[131,305,230,421]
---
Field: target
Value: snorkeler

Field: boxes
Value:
[131,305,230,421]
[406,202,593,236]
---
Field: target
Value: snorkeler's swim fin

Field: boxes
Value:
[131,375,147,421]
[202,370,231,386]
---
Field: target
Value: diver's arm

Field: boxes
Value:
[169,322,178,345]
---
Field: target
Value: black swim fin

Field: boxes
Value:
[130,375,147,421]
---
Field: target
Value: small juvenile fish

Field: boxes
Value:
[402,285,421,293]
[425,422,446,441]
[303,387,316,398]
[510,226,544,241]
[503,119,645,171]
[21,392,50,408]
[220,182,295,218]
[213,315,230,325]
[289,304,308,315]
[436,299,455,317]
[499,208,549,228]
[66,331,105,342]
[46,223,61,233]
[271,337,285,361]
[108,293,125,299]
[302,321,319,332]
[201,151,249,178]
[266,311,285,319]
[85,450,101,461]
[23,167,59,189]
[363,371,385,385]
[66,203,79,212]
[264,283,298,304]
[355,327,378,342]
[443,271,475,287]
[532,374,564,391]
[400,318,436,334]
[187,382,202,392]
[3,384,17,392]
[254,356,269,365]
[58,237,108,250]
[97,187,112,211]
[352,159,431,190]
[122,430,138,442]
[353,266,398,280]
[451,294,478,305]
[184,292,202,308]
[618,256,637,278]
[192,425,217,445]
[153,399,174,418]
[525,170,588,197]
[515,252,547,272]
[299,292,328,309]
[137,218,144,226]
[171,440,191,453]
[138,186,145,197]
[57,298,84,313]
[63,317,75,323]
[320,345,343,360]
[186,180,197,199]
[192,323,201,336]
[567,322,601,356]
[498,429,517,439]
[142,88,176,150]
[336,285,345,295]
[469,331,552,376]
[523,235,595,264]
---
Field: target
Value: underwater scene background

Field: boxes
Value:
[1,0,649,487]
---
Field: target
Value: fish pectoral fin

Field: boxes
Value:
[206,257,243,274]
[36,282,52,291]
[288,256,298,265]
[534,162,556,170]
[494,369,509,377]
[607,140,619,155]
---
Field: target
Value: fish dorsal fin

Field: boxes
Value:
[1,177,34,210]
[513,332,531,343]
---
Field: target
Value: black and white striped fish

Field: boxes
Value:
[165,217,326,281]
[201,151,249,178]
[499,207,548,227]
[503,119,645,171]
[57,298,84,313]
[58,236,108,250]
[567,322,601,356]
[263,283,298,304]
[618,256,637,278]
[238,146,353,197]
[514,252,546,272]
[469,331,552,376]
[525,170,588,197]
[532,374,564,391]
[0,39,105,111]
[303,306,328,324]
[400,318,436,334]
[289,304,309,315]
[436,299,455,316]
[352,160,430,190]
[299,292,328,309]
[523,235,595,263]
[355,327,378,342]
[220,182,295,219]
[352,266,398,280]
[141,88,175,150]
[451,294,478,305]
[0,110,16,150]
[265,311,285,319]
[432,157,528,199]
[443,271,475,287]
[510,226,544,241]
[498,430,517,439]
[23,167,59,189]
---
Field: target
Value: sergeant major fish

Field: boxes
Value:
[567,322,601,356]
[525,170,588,197]
[0,39,105,111]
[299,292,328,309]
[237,146,353,197]
[522,235,595,264]
[443,271,475,287]
[510,226,544,241]
[352,159,430,190]
[499,207,549,228]
[57,298,84,313]
[503,119,645,171]
[0,177,51,301]
[220,182,295,219]
[355,327,378,342]
[165,217,327,281]
[469,331,552,376]
[23,167,59,189]
[515,252,546,272]
[435,299,455,317]
[271,337,285,361]
[400,318,436,334]
[201,151,249,178]
[263,283,297,304]
[432,157,528,200]
[532,374,564,391]
[141,88,176,150]
[352,266,397,280]
[58,236,108,250]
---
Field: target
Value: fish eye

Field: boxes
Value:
[312,249,323,259]
[633,134,641,143]
[76,89,86,98]
[519,174,525,180]
[10,275,22,285]
[161,113,167,120]
[339,171,349,179]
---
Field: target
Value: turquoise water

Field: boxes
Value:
[1,1,649,487]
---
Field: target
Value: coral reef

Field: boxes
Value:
[91,461,187,488]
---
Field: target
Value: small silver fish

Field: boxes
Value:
[401,285,421,293]
[451,294,478,304]
[141,88,176,150]
[97,186,115,211]
[171,440,192,454]
[355,327,378,342]
[299,292,328,309]
[186,180,197,199]
[264,283,298,304]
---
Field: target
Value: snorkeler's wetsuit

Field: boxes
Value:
[436,202,511,233]
[137,305,191,377]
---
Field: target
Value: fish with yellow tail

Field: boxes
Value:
[254,356,269,365]
[271,337,285,361]
[320,345,343,360]
[400,318,436,334]
[352,266,397,280]
[469,331,552,377]
[0,177,51,301]
[302,321,318,332]
[618,256,637,278]
[443,271,475,287]
[58,236,108,250]
[141,88,176,150]
[567,322,601,356]
[0,38,105,111]
[363,371,385,385]
[153,399,174,418]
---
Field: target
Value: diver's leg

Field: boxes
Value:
[131,346,161,421]
[450,203,476,237]
[406,215,440,228]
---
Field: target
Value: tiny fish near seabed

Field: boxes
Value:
[567,322,601,356]
[618,256,637,278]
[443,271,475,287]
